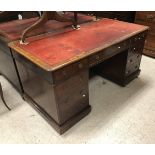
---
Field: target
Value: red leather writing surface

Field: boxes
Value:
[10,18,148,71]
[0,12,93,41]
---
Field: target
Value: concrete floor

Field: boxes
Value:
[0,55,155,144]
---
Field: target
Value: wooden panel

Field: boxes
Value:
[0,49,23,93]
[15,60,59,122]
[53,59,88,84]
[126,32,145,76]
[135,11,155,24]
[12,50,53,84]
[135,11,155,58]
[145,34,155,51]
[54,68,89,124]
[0,38,23,93]
[79,11,136,23]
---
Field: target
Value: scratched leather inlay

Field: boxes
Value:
[9,18,148,71]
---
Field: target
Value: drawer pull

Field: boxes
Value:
[118,46,121,49]
[82,94,86,98]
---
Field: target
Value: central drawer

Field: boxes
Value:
[89,39,129,67]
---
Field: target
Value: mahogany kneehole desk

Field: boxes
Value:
[9,18,148,134]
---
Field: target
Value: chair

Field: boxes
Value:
[0,82,11,110]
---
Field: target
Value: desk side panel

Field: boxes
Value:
[0,40,23,93]
[12,52,59,122]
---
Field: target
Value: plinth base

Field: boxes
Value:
[23,94,91,135]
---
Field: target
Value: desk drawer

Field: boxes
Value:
[130,32,146,46]
[128,45,143,58]
[53,59,88,84]
[89,52,103,67]
[89,39,129,67]
[125,59,141,76]
[126,46,143,76]
[125,31,147,76]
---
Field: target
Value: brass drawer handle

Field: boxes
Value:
[82,94,86,98]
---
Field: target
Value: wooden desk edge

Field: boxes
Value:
[8,26,149,72]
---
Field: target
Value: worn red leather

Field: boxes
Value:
[9,18,148,71]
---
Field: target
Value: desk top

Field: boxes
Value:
[9,18,148,71]
[0,12,93,42]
